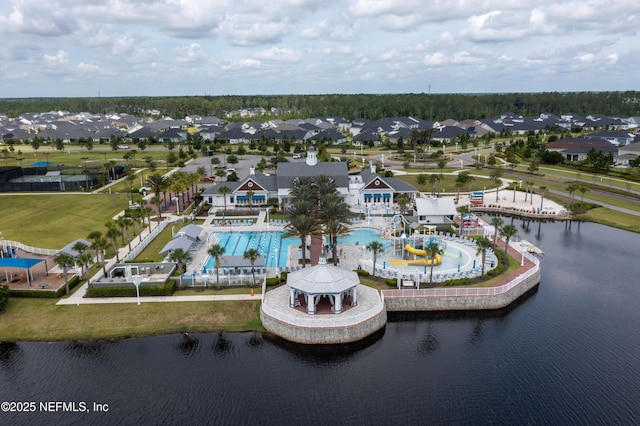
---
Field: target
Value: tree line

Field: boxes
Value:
[2,91,640,122]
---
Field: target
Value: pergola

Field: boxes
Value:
[287,257,359,314]
[0,258,47,286]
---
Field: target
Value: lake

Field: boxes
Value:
[1,219,639,425]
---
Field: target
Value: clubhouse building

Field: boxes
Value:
[202,147,418,211]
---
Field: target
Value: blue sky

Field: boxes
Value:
[0,0,638,97]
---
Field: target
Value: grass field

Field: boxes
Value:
[0,193,132,248]
[0,298,263,341]
[579,208,640,233]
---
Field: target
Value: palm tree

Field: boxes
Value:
[490,217,503,248]
[87,231,103,264]
[566,183,579,210]
[457,204,469,236]
[218,185,231,216]
[77,251,94,280]
[539,185,548,210]
[72,241,88,258]
[243,248,261,287]
[207,243,226,289]
[578,185,590,210]
[54,252,75,294]
[146,173,167,202]
[169,248,192,288]
[526,181,535,205]
[397,194,409,215]
[121,217,134,251]
[284,208,320,268]
[490,168,503,202]
[318,193,352,264]
[429,173,440,196]
[150,195,163,221]
[92,236,109,275]
[474,237,493,277]
[366,241,385,277]
[105,222,121,262]
[499,224,518,265]
[246,190,255,212]
[424,241,445,286]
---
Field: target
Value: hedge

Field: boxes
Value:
[86,279,176,297]
[10,276,81,299]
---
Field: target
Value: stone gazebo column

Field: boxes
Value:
[333,293,342,314]
[307,294,315,314]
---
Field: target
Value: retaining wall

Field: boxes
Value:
[260,308,387,345]
[383,269,540,312]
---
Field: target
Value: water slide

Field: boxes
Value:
[390,243,442,266]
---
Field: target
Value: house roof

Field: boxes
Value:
[175,224,202,241]
[159,236,194,254]
[56,238,93,257]
[415,197,457,216]
[287,259,359,294]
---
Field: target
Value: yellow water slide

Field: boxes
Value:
[389,244,442,266]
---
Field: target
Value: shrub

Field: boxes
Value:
[0,284,9,310]
[355,269,370,276]
[9,276,81,299]
[86,279,176,297]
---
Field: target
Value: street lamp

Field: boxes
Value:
[133,274,142,305]
[174,196,180,214]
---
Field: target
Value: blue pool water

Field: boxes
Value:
[205,228,388,270]
[205,231,298,270]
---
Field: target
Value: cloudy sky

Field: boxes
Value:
[0,0,638,97]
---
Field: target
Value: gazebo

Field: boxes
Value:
[287,256,359,314]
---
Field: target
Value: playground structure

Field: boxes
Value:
[390,242,443,266]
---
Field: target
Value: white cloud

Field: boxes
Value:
[177,43,208,63]
[255,47,302,62]
[77,62,100,72]
[43,50,69,65]
[0,0,638,96]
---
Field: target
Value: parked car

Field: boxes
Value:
[292,153,302,159]
[139,186,151,193]
[117,144,130,149]
[204,176,216,182]
[214,163,227,169]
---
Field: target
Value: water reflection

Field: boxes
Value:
[212,332,235,355]
[264,327,384,364]
[0,342,22,368]
[418,326,440,355]
[63,341,107,361]
[174,333,200,357]
[246,333,263,350]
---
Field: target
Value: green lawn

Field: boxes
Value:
[0,298,263,341]
[133,225,177,262]
[0,194,134,248]
[579,208,640,233]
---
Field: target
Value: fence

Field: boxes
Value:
[123,217,183,261]
[382,250,539,299]
[2,240,59,256]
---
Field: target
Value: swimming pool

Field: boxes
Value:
[205,231,298,271]
[204,228,389,271]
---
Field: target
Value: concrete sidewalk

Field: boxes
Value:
[57,292,261,305]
